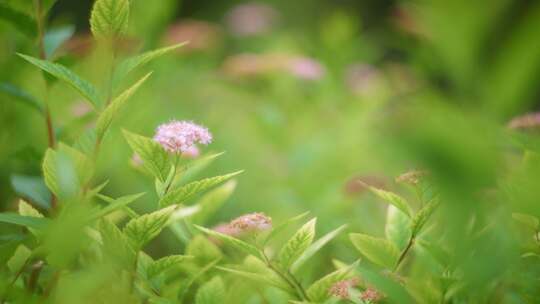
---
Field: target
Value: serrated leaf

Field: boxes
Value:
[191,180,236,224]
[217,265,293,294]
[178,152,224,184]
[264,211,310,245]
[0,82,43,113]
[122,130,170,181]
[75,128,98,155]
[148,255,193,278]
[10,174,51,210]
[349,233,399,269]
[42,145,91,198]
[90,0,129,38]
[367,185,413,217]
[44,25,75,59]
[0,2,37,37]
[291,224,347,273]
[57,143,94,186]
[385,206,411,250]
[18,200,44,237]
[306,260,360,302]
[18,54,101,107]
[159,171,243,208]
[279,218,316,270]
[194,225,262,260]
[124,205,176,248]
[195,276,225,304]
[96,72,151,139]
[410,199,439,237]
[7,245,31,274]
[90,192,145,220]
[512,212,539,230]
[0,213,50,230]
[98,219,136,270]
[113,42,186,86]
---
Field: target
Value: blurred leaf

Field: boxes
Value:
[264,211,310,245]
[178,259,220,301]
[349,233,399,269]
[113,42,186,86]
[18,199,43,236]
[191,180,236,224]
[216,266,293,294]
[124,205,176,249]
[178,152,225,184]
[7,244,31,274]
[147,255,193,278]
[18,53,102,107]
[355,264,415,304]
[122,129,170,181]
[91,192,145,220]
[74,128,98,156]
[99,218,136,270]
[410,199,439,237]
[159,171,243,208]
[195,276,225,304]
[278,218,316,270]
[186,235,222,264]
[194,225,262,260]
[90,0,129,39]
[512,212,539,231]
[44,25,75,59]
[0,213,50,230]
[0,82,43,113]
[0,2,36,37]
[367,185,413,217]
[306,260,359,302]
[10,174,51,209]
[96,72,151,139]
[385,205,412,250]
[291,224,347,273]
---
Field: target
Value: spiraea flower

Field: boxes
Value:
[360,286,384,303]
[287,57,325,80]
[154,120,212,154]
[328,278,361,299]
[507,112,540,130]
[229,212,272,233]
[395,170,428,185]
[225,2,278,37]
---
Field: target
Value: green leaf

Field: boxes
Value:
[113,42,187,86]
[0,213,50,230]
[148,255,193,278]
[195,276,225,304]
[306,260,360,302]
[186,235,222,264]
[18,54,102,107]
[122,130,170,181]
[278,218,316,270]
[385,206,411,250]
[349,233,399,269]
[366,185,413,217]
[7,245,31,274]
[96,72,151,139]
[159,171,243,208]
[216,266,294,294]
[98,219,136,270]
[410,199,439,237]
[10,174,51,209]
[90,192,145,220]
[291,224,347,273]
[0,2,37,37]
[264,211,310,245]
[18,200,44,238]
[191,180,236,224]
[42,148,60,196]
[90,0,129,38]
[512,212,539,230]
[44,25,75,59]
[0,82,43,113]
[178,259,220,301]
[194,225,262,260]
[124,205,176,249]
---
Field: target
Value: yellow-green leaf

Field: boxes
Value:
[349,233,399,269]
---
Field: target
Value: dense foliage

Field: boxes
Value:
[1,0,540,303]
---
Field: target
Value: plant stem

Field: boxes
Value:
[394,236,414,272]
[27,260,44,292]
[261,251,309,301]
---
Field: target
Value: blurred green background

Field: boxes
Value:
[2,0,540,293]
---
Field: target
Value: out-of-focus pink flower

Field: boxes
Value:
[70,101,92,118]
[229,212,272,233]
[395,170,428,185]
[225,2,279,37]
[344,175,386,197]
[508,112,540,130]
[288,57,325,80]
[213,223,241,237]
[360,286,384,303]
[181,145,200,159]
[131,153,143,167]
[345,63,382,94]
[154,120,212,154]
[328,278,361,299]
[163,20,222,52]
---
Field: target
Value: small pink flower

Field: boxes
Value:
[213,223,241,237]
[131,153,143,167]
[395,170,428,185]
[229,212,272,233]
[182,145,200,159]
[288,57,325,80]
[154,120,212,154]
[163,20,222,52]
[70,100,92,117]
[328,278,361,299]
[360,286,384,303]
[225,2,278,37]
[508,112,540,130]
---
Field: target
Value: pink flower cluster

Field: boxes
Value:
[153,120,212,154]
[328,278,360,299]
[212,212,272,238]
